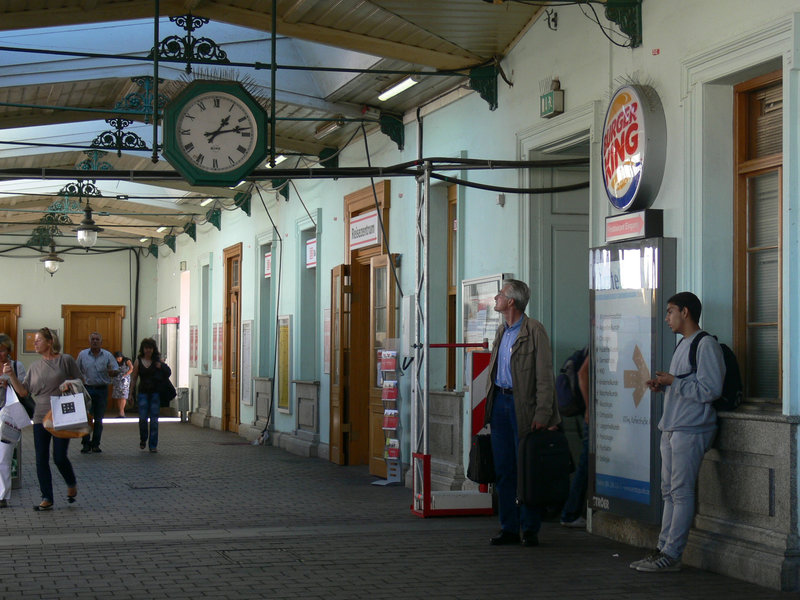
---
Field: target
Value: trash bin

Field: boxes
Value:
[177,387,189,422]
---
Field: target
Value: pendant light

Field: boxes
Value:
[40,243,63,276]
[75,201,103,249]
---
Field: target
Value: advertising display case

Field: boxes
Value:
[588,237,676,523]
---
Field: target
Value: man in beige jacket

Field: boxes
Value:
[484,279,560,547]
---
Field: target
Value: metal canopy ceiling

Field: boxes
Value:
[0,0,552,250]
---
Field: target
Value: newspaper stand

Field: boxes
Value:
[373,350,402,486]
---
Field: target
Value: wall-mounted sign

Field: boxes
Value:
[264,252,272,278]
[540,89,564,119]
[605,209,663,243]
[350,209,380,250]
[306,238,317,268]
[601,84,666,212]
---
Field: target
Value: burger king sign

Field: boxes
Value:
[601,84,666,212]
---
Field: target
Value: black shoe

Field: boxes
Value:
[139,442,146,450]
[80,446,91,454]
[91,447,102,453]
[490,530,521,546]
[522,531,539,547]
[0,499,7,508]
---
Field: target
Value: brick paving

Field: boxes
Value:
[0,419,793,599]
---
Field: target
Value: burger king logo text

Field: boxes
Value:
[602,87,644,211]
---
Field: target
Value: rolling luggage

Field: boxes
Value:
[517,429,574,509]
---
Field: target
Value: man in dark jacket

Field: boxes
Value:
[484,279,560,547]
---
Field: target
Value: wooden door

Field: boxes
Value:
[61,305,125,359]
[368,254,398,477]
[223,243,242,433]
[0,305,21,360]
[349,260,370,465]
[329,264,350,465]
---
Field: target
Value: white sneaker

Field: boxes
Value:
[560,516,586,528]
[629,548,660,569]
[636,551,682,572]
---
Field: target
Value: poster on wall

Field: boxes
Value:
[277,315,291,413]
[212,322,222,370]
[589,237,675,524]
[462,274,509,349]
[189,325,198,368]
[241,320,253,406]
[323,308,331,374]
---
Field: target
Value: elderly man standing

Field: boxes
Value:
[484,279,560,547]
[77,332,118,454]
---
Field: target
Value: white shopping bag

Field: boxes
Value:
[50,393,89,430]
[0,389,30,443]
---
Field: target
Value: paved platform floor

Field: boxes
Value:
[0,420,794,599]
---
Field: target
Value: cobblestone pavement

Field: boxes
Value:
[0,420,793,599]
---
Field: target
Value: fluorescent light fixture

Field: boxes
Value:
[314,118,344,140]
[200,198,214,207]
[156,226,167,233]
[378,76,419,101]
[139,237,149,243]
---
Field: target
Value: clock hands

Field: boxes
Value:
[203,116,231,144]
[204,125,252,143]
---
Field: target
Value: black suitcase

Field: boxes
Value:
[517,429,575,509]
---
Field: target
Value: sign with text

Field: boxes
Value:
[349,210,380,250]
[589,237,676,524]
[264,252,272,278]
[601,85,666,212]
[306,238,317,268]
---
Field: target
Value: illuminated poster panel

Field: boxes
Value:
[589,237,675,524]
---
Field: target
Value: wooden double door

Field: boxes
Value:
[330,254,397,477]
[62,305,125,360]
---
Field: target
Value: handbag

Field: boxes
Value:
[467,433,496,484]
[11,361,35,419]
[43,410,93,438]
[159,363,176,407]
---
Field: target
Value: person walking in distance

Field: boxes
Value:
[484,279,560,547]
[76,332,118,454]
[631,292,725,572]
[129,338,170,453]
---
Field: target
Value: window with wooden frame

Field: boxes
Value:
[733,70,782,406]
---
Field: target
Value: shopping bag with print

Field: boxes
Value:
[50,392,89,430]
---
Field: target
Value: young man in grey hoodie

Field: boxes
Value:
[631,291,725,572]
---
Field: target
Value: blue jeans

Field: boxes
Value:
[561,420,589,522]
[658,429,715,559]
[33,423,76,503]
[490,391,541,534]
[138,392,160,449]
[82,385,108,449]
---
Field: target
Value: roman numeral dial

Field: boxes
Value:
[175,90,259,173]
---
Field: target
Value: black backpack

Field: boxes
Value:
[555,347,588,417]
[678,331,743,412]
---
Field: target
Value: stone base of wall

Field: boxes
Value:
[592,410,799,592]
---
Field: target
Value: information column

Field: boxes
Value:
[588,237,676,524]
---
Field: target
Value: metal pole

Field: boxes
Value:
[270,0,277,166]
[152,0,160,164]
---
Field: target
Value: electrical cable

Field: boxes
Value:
[254,184,283,441]
[360,123,404,298]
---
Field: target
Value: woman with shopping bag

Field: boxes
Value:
[3,327,82,511]
[0,333,27,508]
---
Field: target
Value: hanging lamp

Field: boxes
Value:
[40,243,64,276]
[74,201,103,249]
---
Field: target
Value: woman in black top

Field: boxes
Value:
[129,338,170,453]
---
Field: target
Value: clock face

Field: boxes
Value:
[175,91,258,173]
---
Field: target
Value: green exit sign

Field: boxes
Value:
[540,89,564,119]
